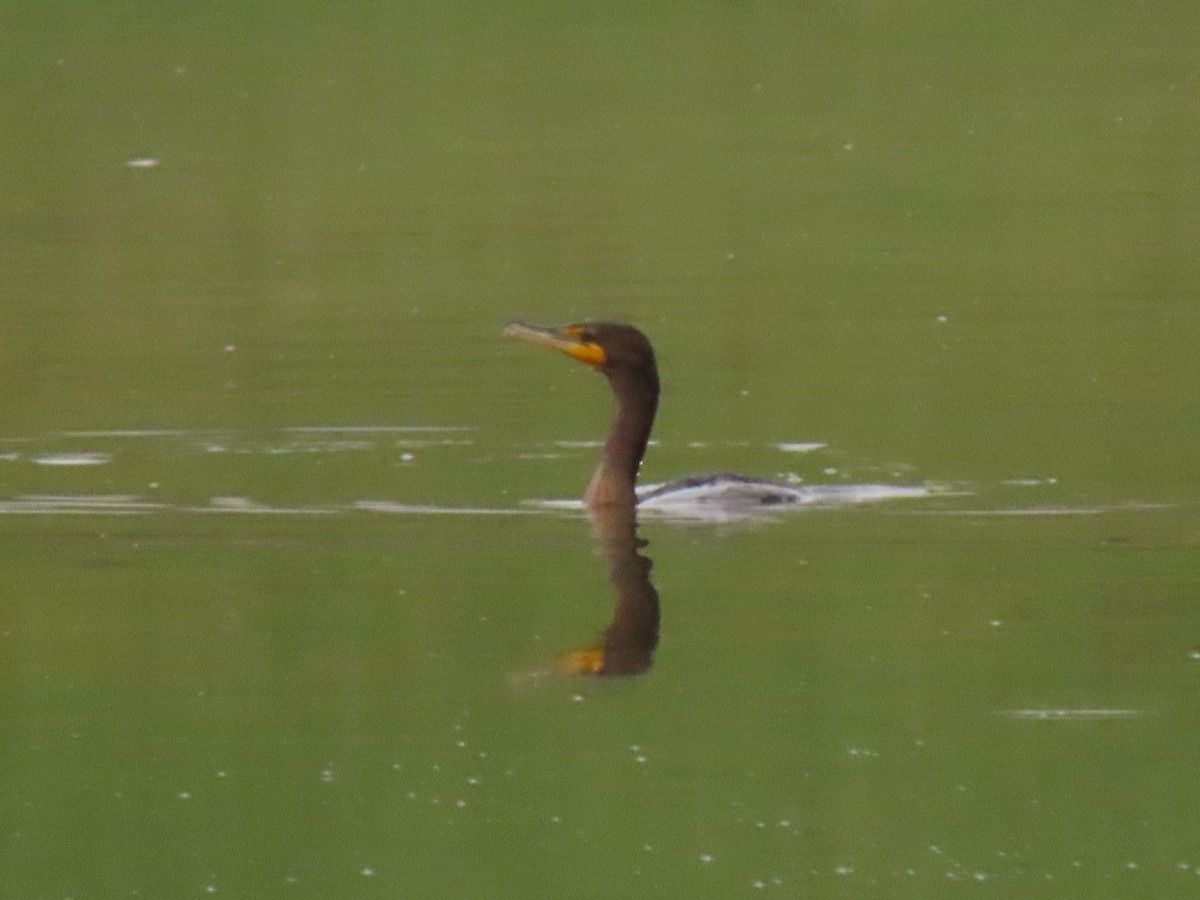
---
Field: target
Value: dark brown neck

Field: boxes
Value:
[586,369,659,508]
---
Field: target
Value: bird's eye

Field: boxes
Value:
[579,328,595,342]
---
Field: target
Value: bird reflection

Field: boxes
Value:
[557,502,660,677]
[504,319,665,677]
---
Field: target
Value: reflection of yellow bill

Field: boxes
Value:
[502,321,607,367]
[558,645,606,676]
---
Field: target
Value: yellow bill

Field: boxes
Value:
[503,321,607,367]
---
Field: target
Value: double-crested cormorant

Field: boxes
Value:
[504,320,808,512]
[504,320,662,677]
[504,321,657,507]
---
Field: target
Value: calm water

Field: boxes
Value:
[3,2,1200,897]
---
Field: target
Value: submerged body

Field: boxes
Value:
[636,474,930,519]
[503,320,811,511]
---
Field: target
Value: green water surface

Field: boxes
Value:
[2,2,1199,897]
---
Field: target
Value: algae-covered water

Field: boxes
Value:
[3,2,1199,897]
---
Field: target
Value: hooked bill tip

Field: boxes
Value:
[501,319,529,339]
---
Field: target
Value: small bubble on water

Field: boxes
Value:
[699,853,714,864]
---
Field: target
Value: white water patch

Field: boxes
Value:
[9,425,475,462]
[284,425,474,434]
[945,507,1103,516]
[31,452,112,466]
[997,708,1145,721]
[0,494,349,517]
[389,438,475,447]
[911,501,1172,517]
[789,484,932,505]
[262,439,376,454]
[193,497,337,515]
[520,498,585,514]
[776,442,827,453]
[57,429,187,438]
[0,495,338,517]
[213,427,477,456]
[354,500,535,516]
[0,495,164,515]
